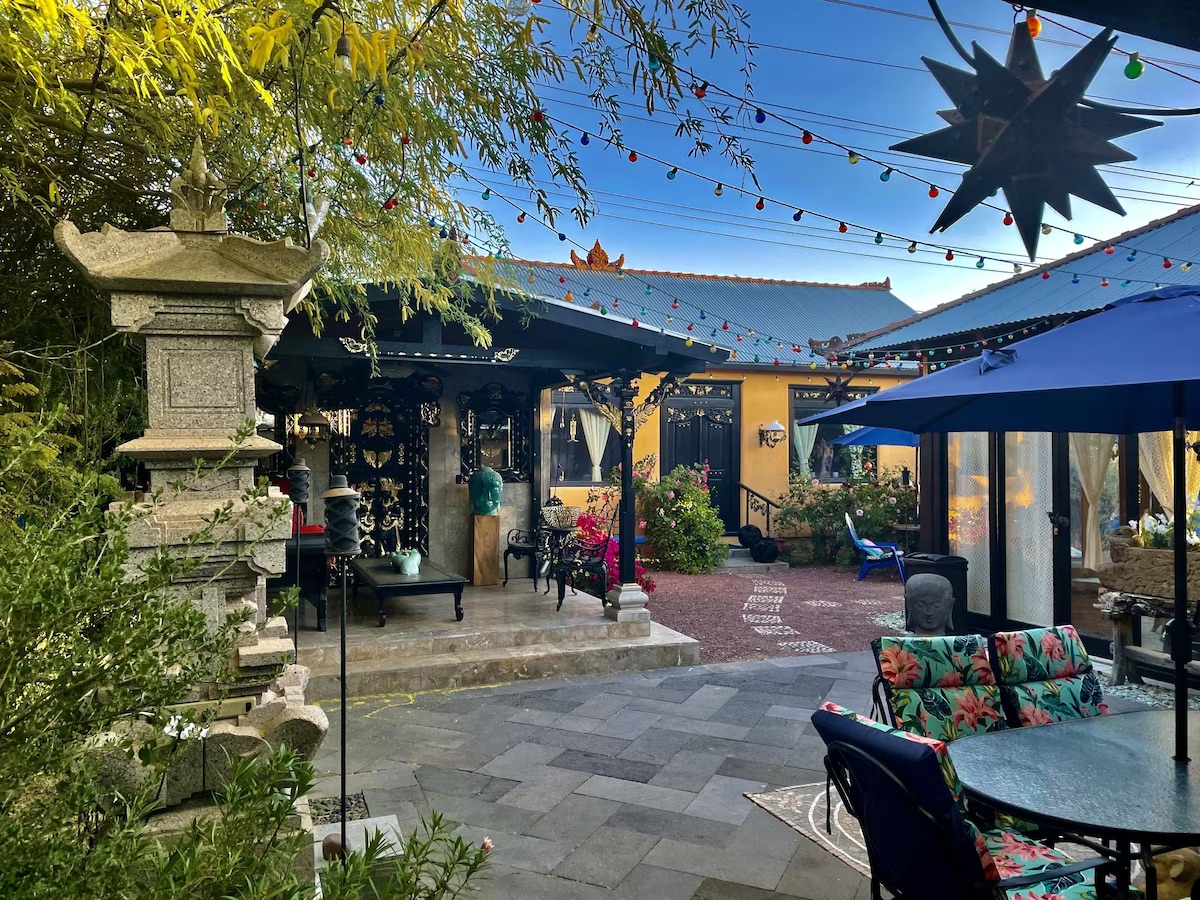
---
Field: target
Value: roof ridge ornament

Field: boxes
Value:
[170,136,229,233]
[570,240,625,270]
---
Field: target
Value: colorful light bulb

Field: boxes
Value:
[754,108,766,124]
[879,168,892,182]
[1124,52,1144,79]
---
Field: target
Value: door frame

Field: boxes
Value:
[660,379,742,535]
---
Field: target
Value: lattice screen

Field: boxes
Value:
[1005,432,1054,626]
[948,433,991,615]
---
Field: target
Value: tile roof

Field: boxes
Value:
[848,203,1200,353]
[506,244,915,365]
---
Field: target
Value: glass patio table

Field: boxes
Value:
[947,709,1200,899]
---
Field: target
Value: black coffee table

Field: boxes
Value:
[947,709,1200,899]
[350,557,467,627]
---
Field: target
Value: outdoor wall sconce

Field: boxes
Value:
[296,407,331,448]
[759,419,786,449]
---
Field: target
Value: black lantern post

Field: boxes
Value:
[286,457,310,655]
[320,474,360,857]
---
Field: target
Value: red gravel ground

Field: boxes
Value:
[646,565,905,664]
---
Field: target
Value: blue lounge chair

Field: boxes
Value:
[845,512,905,582]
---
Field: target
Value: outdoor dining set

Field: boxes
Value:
[811,625,1200,899]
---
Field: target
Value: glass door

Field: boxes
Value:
[1004,432,1055,627]
[1068,434,1119,640]
[948,433,991,617]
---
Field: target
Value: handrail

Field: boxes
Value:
[739,482,782,537]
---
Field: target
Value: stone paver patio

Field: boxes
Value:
[312,650,1150,899]
[310,652,879,899]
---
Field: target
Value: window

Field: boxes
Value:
[789,386,877,483]
[550,388,620,484]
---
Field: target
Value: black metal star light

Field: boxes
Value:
[891,22,1160,259]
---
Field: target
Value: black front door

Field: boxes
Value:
[661,382,740,533]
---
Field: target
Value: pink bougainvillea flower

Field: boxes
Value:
[888,497,897,505]
[811,478,820,487]
[638,520,647,529]
[669,520,676,528]
[855,508,864,517]
[668,491,675,499]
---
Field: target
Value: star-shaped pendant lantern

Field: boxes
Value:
[822,375,856,407]
[891,24,1159,259]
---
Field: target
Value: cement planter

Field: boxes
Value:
[1100,532,1200,600]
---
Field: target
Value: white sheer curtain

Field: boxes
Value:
[1139,431,1200,516]
[577,409,612,482]
[793,424,818,479]
[1070,433,1113,571]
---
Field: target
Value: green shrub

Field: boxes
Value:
[636,461,728,574]
[775,466,917,567]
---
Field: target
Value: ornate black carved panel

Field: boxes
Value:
[456,382,532,483]
[661,381,740,533]
[329,386,435,557]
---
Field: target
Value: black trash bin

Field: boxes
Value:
[903,553,968,634]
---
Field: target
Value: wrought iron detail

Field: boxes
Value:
[676,382,734,399]
[456,382,532,483]
[331,398,431,557]
[666,406,734,425]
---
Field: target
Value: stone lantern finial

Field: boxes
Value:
[170,136,229,233]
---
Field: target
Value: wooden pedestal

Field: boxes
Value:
[472,515,500,586]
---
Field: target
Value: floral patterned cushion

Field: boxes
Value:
[993,626,1092,683]
[993,626,1109,727]
[874,635,996,688]
[888,685,1006,741]
[985,828,1097,899]
[1004,672,1108,725]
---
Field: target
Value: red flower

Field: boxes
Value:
[937,672,964,688]
[1040,631,1065,662]
[969,648,997,684]
[996,632,1025,660]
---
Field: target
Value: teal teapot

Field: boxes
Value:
[389,548,421,576]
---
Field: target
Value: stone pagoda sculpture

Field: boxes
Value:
[54,138,331,802]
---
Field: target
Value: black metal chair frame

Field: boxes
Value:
[822,740,1112,900]
[551,534,609,612]
[503,525,551,591]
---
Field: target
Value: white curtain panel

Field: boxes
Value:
[578,408,613,482]
[793,424,818,479]
[1139,431,1200,517]
[1070,433,1114,572]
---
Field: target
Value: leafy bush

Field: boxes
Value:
[0,364,490,897]
[776,466,917,567]
[635,461,728,574]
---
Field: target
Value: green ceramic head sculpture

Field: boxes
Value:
[468,466,503,516]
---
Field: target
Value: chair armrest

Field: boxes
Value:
[997,857,1109,891]
[874,541,902,551]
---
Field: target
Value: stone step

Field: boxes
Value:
[712,557,790,575]
[726,546,753,560]
[305,622,699,700]
[296,617,651,668]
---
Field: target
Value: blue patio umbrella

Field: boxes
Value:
[803,285,1200,762]
[831,426,920,447]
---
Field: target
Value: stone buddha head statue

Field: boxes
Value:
[468,466,503,516]
[905,573,954,637]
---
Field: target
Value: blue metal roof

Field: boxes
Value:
[850,205,1200,352]
[511,259,914,364]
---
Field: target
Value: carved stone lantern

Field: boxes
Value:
[53,138,331,795]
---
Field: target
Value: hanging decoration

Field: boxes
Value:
[892,21,1160,259]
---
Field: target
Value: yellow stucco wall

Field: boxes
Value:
[555,367,915,521]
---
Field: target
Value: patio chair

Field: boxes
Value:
[812,703,1111,900]
[503,526,551,591]
[990,625,1109,727]
[870,635,1006,742]
[845,512,906,582]
[551,534,609,611]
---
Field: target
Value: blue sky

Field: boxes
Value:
[476,0,1200,313]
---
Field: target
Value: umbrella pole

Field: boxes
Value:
[1171,383,1191,763]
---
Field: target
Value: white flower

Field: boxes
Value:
[163,715,184,739]
[482,837,495,852]
[888,497,897,505]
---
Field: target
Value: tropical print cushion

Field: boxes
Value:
[874,635,996,689]
[889,684,1006,741]
[985,828,1097,899]
[993,626,1093,684]
[1002,672,1108,726]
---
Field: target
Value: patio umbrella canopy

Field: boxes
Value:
[831,426,920,447]
[803,285,1200,762]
